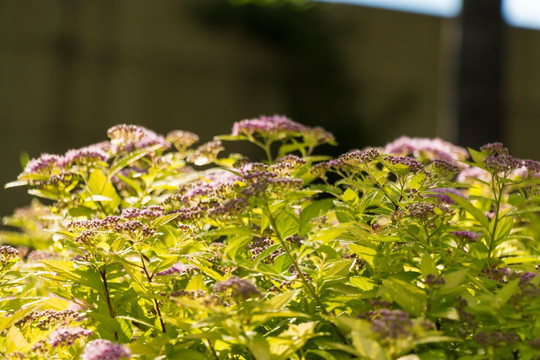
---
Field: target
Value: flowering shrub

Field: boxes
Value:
[1,115,540,359]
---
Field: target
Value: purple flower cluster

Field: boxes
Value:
[384,156,424,173]
[384,136,469,162]
[407,202,437,219]
[363,309,413,339]
[48,327,92,347]
[451,230,479,243]
[23,154,64,174]
[82,339,131,360]
[484,154,522,174]
[271,155,306,175]
[155,262,198,276]
[121,206,164,219]
[62,145,109,167]
[69,216,155,239]
[18,310,84,328]
[480,142,508,156]
[107,124,170,152]
[232,115,308,137]
[431,159,460,175]
[247,237,284,263]
[474,331,520,348]
[340,149,380,165]
[213,276,261,300]
[22,143,111,178]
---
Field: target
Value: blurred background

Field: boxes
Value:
[2,0,540,218]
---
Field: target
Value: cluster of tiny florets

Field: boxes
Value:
[484,154,522,174]
[0,245,19,264]
[155,263,198,276]
[474,331,520,348]
[81,339,131,360]
[187,139,223,165]
[384,156,424,173]
[48,327,93,347]
[359,309,413,339]
[18,310,84,328]
[384,136,469,162]
[107,124,170,152]
[451,230,479,243]
[121,206,164,219]
[431,159,460,175]
[340,149,380,165]
[166,130,199,152]
[213,276,262,300]
[407,202,437,219]
[232,115,307,137]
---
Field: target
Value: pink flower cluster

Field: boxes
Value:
[48,327,92,347]
[82,339,130,360]
[384,136,468,162]
[23,143,109,175]
[232,115,308,137]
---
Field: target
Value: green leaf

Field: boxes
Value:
[185,274,207,292]
[349,244,376,267]
[492,215,514,244]
[420,253,437,278]
[247,334,272,360]
[342,188,359,205]
[109,145,162,178]
[41,260,104,291]
[351,331,388,360]
[468,148,486,168]
[312,226,349,244]
[5,326,29,353]
[167,350,207,360]
[151,213,180,227]
[269,322,317,360]
[300,199,334,224]
[448,193,489,230]
[274,210,299,239]
[350,277,377,291]
[273,253,292,274]
[266,290,299,310]
[495,278,520,306]
[87,169,121,212]
[223,234,252,259]
[381,278,426,316]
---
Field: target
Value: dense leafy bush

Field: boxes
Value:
[1,116,539,359]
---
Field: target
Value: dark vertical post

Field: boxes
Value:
[457,0,504,148]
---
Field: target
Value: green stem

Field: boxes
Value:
[140,253,166,333]
[100,265,119,341]
[487,180,504,263]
